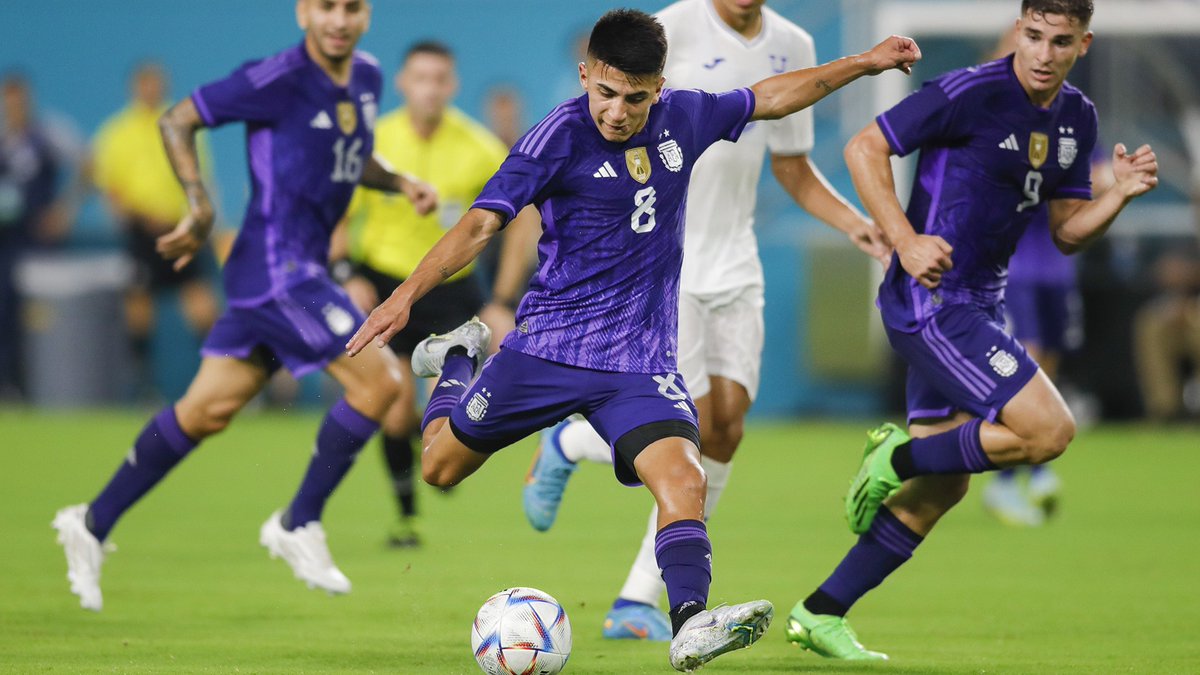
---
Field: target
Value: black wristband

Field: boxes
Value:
[329,259,355,284]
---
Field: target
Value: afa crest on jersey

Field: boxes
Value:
[1058,136,1077,169]
[1028,132,1049,169]
[336,101,357,135]
[658,139,683,172]
[625,147,651,184]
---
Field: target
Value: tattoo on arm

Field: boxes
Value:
[438,265,452,280]
[815,79,835,94]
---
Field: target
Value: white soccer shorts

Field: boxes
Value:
[676,286,765,402]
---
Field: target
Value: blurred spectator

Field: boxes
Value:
[91,62,218,394]
[0,70,87,400]
[1134,235,1200,422]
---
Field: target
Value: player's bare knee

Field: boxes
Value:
[421,460,455,488]
[1031,414,1075,464]
[705,419,744,462]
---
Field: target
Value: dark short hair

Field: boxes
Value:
[1022,0,1094,26]
[403,40,454,65]
[587,9,667,78]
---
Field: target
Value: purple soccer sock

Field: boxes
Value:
[892,418,996,480]
[805,507,923,616]
[88,406,197,541]
[420,349,476,432]
[655,519,711,635]
[285,399,379,529]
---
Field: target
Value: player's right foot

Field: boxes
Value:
[845,423,907,535]
[784,602,887,660]
[523,421,578,532]
[259,510,351,594]
[668,600,773,672]
[1027,467,1062,519]
[983,476,1044,527]
[386,516,421,549]
[52,504,110,611]
[410,317,491,378]
[603,602,672,642]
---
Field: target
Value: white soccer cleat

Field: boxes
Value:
[668,600,773,672]
[1027,467,1062,519]
[982,477,1044,527]
[52,504,110,611]
[259,510,352,595]
[410,316,491,378]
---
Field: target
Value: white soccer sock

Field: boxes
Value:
[616,456,734,607]
[558,419,612,464]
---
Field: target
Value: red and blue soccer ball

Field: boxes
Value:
[471,587,572,675]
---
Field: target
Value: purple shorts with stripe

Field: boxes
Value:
[201,277,364,378]
[1005,282,1080,354]
[448,348,698,486]
[886,303,1039,425]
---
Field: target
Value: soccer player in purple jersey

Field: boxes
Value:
[52,0,437,611]
[346,9,919,671]
[784,0,1159,660]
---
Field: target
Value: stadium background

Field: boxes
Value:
[2,0,1196,418]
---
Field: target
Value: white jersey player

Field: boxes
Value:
[523,0,890,640]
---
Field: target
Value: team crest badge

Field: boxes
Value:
[1028,132,1049,169]
[657,139,683,172]
[625,147,652,184]
[988,348,1019,377]
[1058,136,1077,169]
[322,303,355,336]
[336,101,357,135]
[465,389,490,422]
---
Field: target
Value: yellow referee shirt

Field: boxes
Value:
[346,106,508,281]
[92,102,209,226]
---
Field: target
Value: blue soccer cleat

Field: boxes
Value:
[523,421,578,532]
[603,602,673,642]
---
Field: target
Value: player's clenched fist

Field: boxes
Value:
[864,36,922,76]
[896,233,953,289]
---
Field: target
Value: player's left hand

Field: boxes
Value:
[864,35,922,76]
[848,220,892,265]
[401,176,438,216]
[1111,143,1158,199]
[345,291,412,357]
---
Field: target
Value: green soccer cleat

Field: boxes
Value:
[845,423,907,535]
[784,602,888,660]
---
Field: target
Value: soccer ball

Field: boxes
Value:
[471,587,572,675]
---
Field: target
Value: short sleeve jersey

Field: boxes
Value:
[472,87,755,373]
[876,55,1098,332]
[192,42,383,306]
[657,0,815,296]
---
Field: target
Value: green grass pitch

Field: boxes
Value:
[1,409,1198,673]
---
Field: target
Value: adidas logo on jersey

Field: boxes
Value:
[310,110,333,129]
[998,133,1019,151]
[593,161,618,178]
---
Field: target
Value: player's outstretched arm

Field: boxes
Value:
[770,153,890,264]
[346,207,504,356]
[845,121,952,288]
[1049,143,1159,254]
[360,153,438,216]
[750,35,920,122]
[156,97,214,271]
